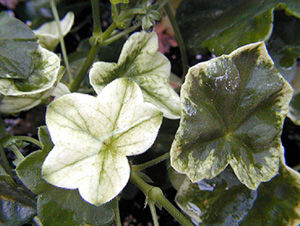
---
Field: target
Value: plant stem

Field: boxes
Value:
[164,1,188,77]
[50,0,73,82]
[69,44,99,92]
[69,22,116,92]
[13,136,42,149]
[149,201,160,226]
[130,171,193,226]
[133,152,170,171]
[113,197,122,226]
[91,0,102,37]
[100,22,141,46]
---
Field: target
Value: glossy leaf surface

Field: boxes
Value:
[89,31,180,119]
[175,164,300,225]
[0,46,60,114]
[176,0,300,56]
[170,42,293,189]
[0,12,38,79]
[16,126,115,226]
[0,174,36,226]
[42,78,163,205]
[34,12,75,50]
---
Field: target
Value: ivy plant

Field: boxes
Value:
[0,0,299,226]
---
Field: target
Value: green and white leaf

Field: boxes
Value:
[51,82,70,98]
[42,78,163,206]
[0,12,38,79]
[0,46,61,114]
[89,31,180,119]
[170,42,293,190]
[16,127,115,226]
[34,12,75,51]
[175,164,300,225]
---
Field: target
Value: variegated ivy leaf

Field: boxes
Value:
[89,31,180,119]
[0,46,61,114]
[175,164,300,225]
[34,12,74,51]
[170,42,293,190]
[42,78,163,206]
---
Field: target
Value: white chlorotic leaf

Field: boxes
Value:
[0,46,60,114]
[34,12,74,50]
[42,78,163,206]
[89,31,181,119]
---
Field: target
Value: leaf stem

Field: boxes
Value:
[50,0,73,82]
[9,144,24,161]
[164,1,188,77]
[69,22,117,92]
[130,171,193,226]
[13,136,42,149]
[32,216,44,226]
[293,164,300,171]
[149,201,160,226]
[133,152,170,171]
[113,198,122,226]
[91,0,102,37]
[0,145,14,178]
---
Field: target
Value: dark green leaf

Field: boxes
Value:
[170,42,293,189]
[37,187,116,226]
[0,176,36,226]
[175,164,300,225]
[0,12,38,79]
[176,0,300,56]
[38,126,53,152]
[268,12,300,69]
